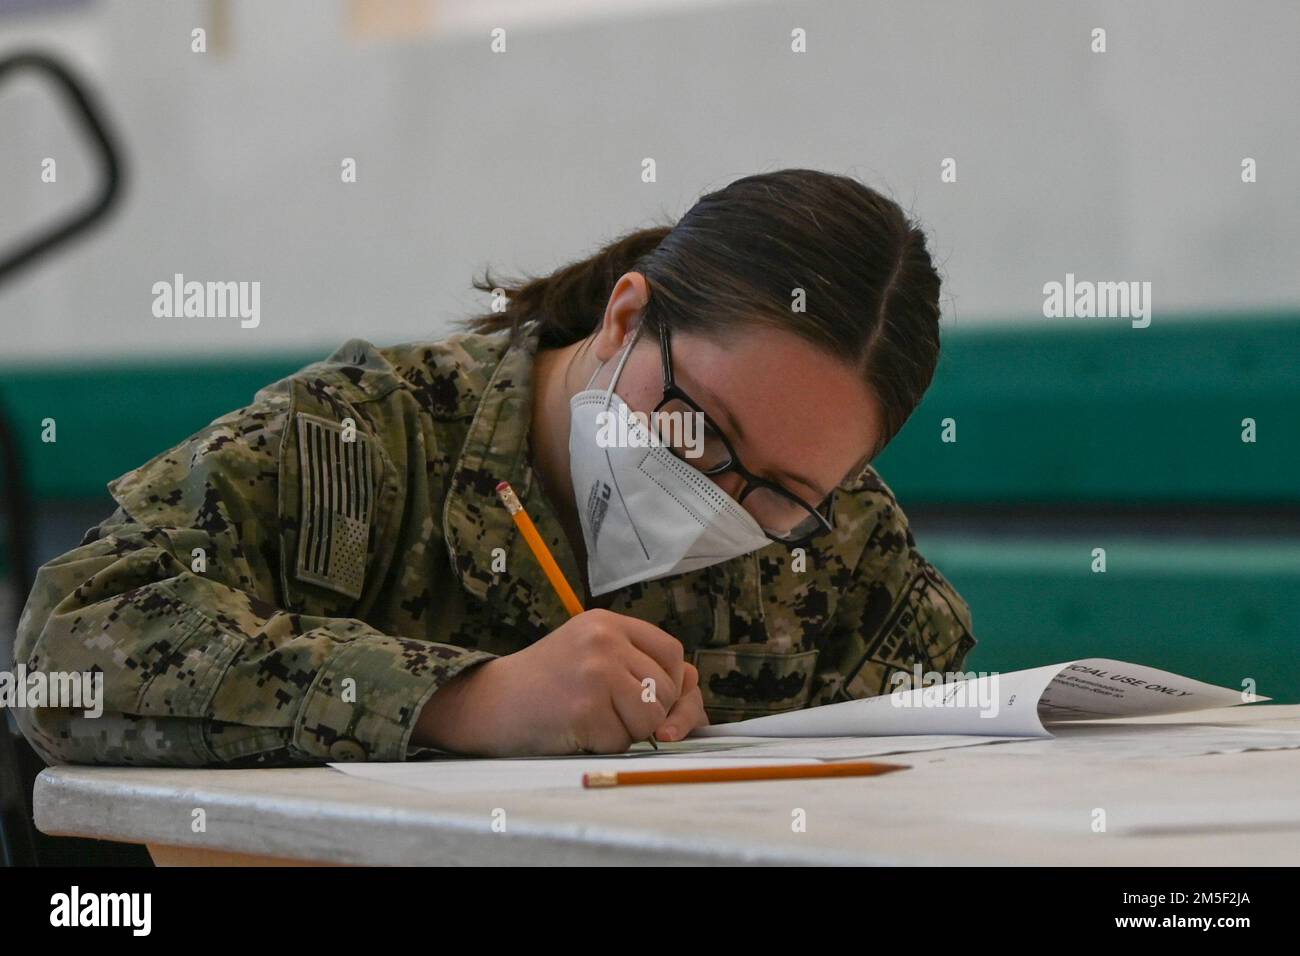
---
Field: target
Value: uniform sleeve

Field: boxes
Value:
[12,386,494,767]
[810,480,977,706]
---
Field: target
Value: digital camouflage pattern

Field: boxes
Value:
[13,324,976,766]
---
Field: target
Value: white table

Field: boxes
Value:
[33,705,1300,866]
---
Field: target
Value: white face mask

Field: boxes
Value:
[568,327,773,596]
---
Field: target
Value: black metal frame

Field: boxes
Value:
[0,51,123,281]
[0,49,130,866]
[0,407,37,867]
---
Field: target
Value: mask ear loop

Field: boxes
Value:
[587,322,652,563]
[584,322,644,401]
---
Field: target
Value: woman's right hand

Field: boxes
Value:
[413,608,708,756]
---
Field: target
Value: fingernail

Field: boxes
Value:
[659,725,676,741]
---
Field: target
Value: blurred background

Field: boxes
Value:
[1,0,1298,861]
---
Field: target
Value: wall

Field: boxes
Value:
[1,0,1298,362]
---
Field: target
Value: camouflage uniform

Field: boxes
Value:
[13,324,976,766]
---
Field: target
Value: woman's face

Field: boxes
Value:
[588,318,883,514]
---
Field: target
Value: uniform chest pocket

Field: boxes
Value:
[692,643,819,724]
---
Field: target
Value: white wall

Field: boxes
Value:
[1,0,1297,361]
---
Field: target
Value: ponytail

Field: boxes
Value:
[465,224,673,348]
[462,168,945,458]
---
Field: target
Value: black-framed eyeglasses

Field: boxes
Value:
[649,322,835,545]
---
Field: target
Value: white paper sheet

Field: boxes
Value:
[330,755,824,794]
[327,661,1276,796]
[328,734,1016,794]
[630,734,1021,760]
[974,720,1300,759]
[693,658,1267,738]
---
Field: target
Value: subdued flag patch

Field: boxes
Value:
[294,412,374,599]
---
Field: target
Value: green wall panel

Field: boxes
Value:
[922,536,1300,704]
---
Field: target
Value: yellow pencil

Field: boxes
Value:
[583,760,910,788]
[495,480,658,750]
[496,480,584,616]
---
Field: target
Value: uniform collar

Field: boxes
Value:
[441,323,585,635]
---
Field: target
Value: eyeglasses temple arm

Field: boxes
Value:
[658,323,674,390]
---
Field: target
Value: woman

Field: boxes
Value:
[14,168,976,766]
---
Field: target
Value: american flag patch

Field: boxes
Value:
[294,412,374,599]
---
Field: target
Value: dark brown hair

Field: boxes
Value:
[466,168,943,457]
